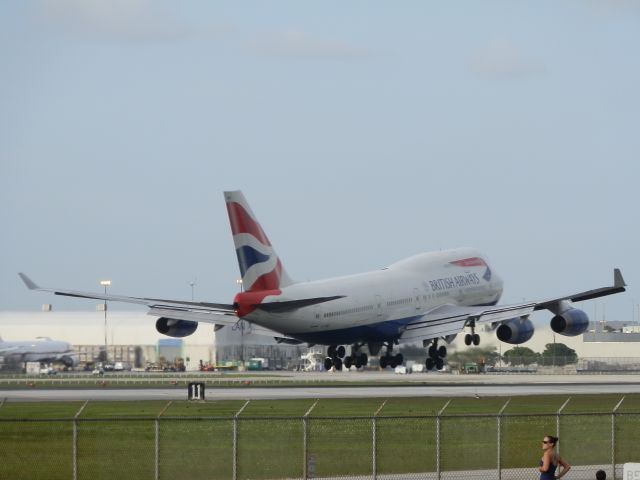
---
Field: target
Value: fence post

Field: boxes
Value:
[73,418,78,480]
[612,396,625,479]
[436,400,451,480]
[233,417,237,480]
[303,417,308,480]
[233,400,250,480]
[372,417,377,480]
[155,400,172,480]
[303,400,318,480]
[556,397,571,456]
[372,400,386,480]
[497,399,511,480]
[155,418,160,480]
[73,400,88,480]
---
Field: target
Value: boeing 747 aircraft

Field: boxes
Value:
[0,337,78,367]
[20,191,627,371]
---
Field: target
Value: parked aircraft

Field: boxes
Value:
[0,337,78,367]
[19,191,627,371]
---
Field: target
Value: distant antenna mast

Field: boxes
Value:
[188,278,197,301]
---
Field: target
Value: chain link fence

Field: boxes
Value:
[1,408,638,479]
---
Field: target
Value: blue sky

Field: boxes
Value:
[1,1,639,325]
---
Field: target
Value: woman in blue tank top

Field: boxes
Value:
[539,435,571,480]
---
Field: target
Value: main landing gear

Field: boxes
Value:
[379,342,403,369]
[425,338,446,371]
[324,344,368,371]
[464,319,480,346]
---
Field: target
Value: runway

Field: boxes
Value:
[3,374,640,401]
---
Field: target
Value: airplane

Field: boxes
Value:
[19,190,627,371]
[0,336,78,367]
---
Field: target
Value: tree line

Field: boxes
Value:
[398,343,579,367]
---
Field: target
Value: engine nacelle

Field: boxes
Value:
[60,355,78,367]
[550,308,589,337]
[496,317,535,344]
[155,318,198,338]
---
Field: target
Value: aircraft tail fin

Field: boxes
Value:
[224,191,295,292]
[19,273,40,290]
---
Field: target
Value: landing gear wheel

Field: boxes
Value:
[333,357,343,371]
[389,356,398,369]
[428,345,437,358]
[426,357,435,370]
[435,357,444,370]
[344,356,353,369]
[324,357,333,371]
[438,346,447,358]
[360,353,368,366]
[337,346,346,358]
[355,356,362,368]
[465,334,472,346]
[395,353,404,366]
[380,355,388,369]
[473,334,480,346]
[328,345,337,358]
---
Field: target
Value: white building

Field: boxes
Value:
[0,310,217,370]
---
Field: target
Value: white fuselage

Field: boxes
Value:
[0,339,77,365]
[243,248,503,345]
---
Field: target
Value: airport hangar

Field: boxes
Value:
[1,309,639,371]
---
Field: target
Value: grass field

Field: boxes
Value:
[1,394,639,479]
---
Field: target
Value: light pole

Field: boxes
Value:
[188,279,197,301]
[100,280,111,364]
[236,279,244,365]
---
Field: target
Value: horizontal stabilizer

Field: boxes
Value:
[253,296,345,313]
[274,336,305,345]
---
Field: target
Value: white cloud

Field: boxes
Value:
[35,0,192,43]
[470,37,546,79]
[247,29,370,62]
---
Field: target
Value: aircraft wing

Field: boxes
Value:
[401,268,626,342]
[400,302,536,341]
[18,273,303,343]
[145,306,304,343]
[18,273,236,316]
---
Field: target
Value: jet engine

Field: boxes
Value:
[550,307,589,337]
[155,318,198,338]
[60,355,78,367]
[496,317,535,344]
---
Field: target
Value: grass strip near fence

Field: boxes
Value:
[1,394,639,480]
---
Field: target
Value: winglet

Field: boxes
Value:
[18,273,40,290]
[614,268,626,288]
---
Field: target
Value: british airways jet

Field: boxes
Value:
[19,191,627,371]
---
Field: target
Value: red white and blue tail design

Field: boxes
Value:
[224,191,294,292]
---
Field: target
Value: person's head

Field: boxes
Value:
[596,470,606,480]
[542,435,558,450]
